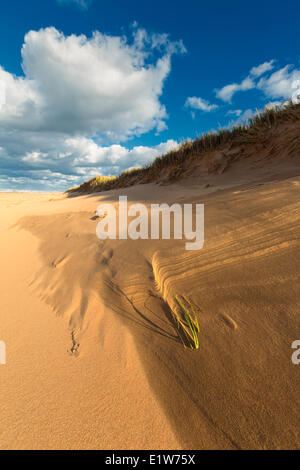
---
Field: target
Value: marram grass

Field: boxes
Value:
[67,101,300,195]
[173,296,200,350]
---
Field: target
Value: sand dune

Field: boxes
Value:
[0,193,180,449]
[1,161,300,448]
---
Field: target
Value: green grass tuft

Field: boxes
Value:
[173,296,200,350]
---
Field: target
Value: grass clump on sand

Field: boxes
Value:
[173,296,200,350]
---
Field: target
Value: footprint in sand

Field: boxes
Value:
[100,249,114,265]
[68,330,80,356]
[51,255,70,268]
[220,313,238,331]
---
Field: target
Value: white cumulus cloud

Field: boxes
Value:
[216,59,300,105]
[250,60,275,78]
[216,60,275,103]
[185,96,218,112]
[257,65,300,100]
[0,26,185,190]
[1,26,183,139]
[0,133,179,191]
[226,109,242,117]
[216,77,255,103]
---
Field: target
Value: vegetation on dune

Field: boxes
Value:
[172,296,200,350]
[67,101,300,195]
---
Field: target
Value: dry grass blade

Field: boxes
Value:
[67,102,300,195]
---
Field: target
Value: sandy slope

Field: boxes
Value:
[0,194,180,449]
[1,169,300,449]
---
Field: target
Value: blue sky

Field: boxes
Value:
[0,0,300,191]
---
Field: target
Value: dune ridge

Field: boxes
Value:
[67,102,300,194]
